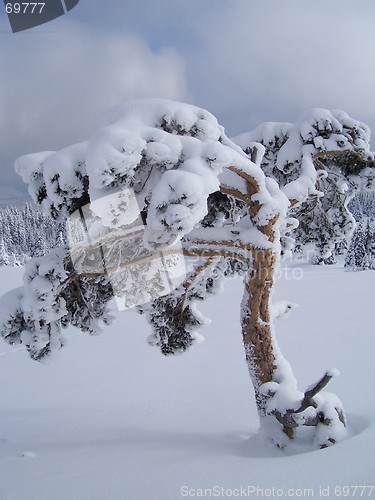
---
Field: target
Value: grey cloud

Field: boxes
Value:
[0,21,189,190]
[1,0,374,198]
[182,0,375,140]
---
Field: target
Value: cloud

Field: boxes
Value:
[182,0,375,140]
[1,0,374,195]
[0,21,189,188]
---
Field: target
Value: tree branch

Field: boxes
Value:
[313,149,375,175]
[220,185,252,205]
[273,371,338,435]
[294,371,334,414]
[181,257,218,291]
[227,165,260,196]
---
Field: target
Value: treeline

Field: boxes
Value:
[345,217,375,270]
[0,192,374,270]
[345,192,375,271]
[0,203,65,266]
[347,191,375,222]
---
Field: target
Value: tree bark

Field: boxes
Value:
[241,247,277,414]
[236,173,346,448]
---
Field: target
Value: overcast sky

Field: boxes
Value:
[1,0,375,194]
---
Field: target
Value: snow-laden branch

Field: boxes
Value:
[4,98,364,451]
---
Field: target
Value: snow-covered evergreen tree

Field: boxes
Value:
[0,203,66,266]
[345,219,369,270]
[233,110,375,264]
[345,217,375,271]
[364,219,375,269]
[348,191,375,221]
[0,237,10,266]
[3,99,372,450]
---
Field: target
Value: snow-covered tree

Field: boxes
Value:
[0,203,66,266]
[345,217,375,271]
[345,192,375,270]
[348,191,375,221]
[367,220,375,268]
[0,237,10,266]
[344,220,369,270]
[233,110,375,263]
[3,99,373,450]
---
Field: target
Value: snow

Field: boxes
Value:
[89,188,142,229]
[3,99,375,493]
[327,367,341,378]
[234,122,292,149]
[13,99,294,258]
[145,169,218,249]
[0,260,374,499]
[43,143,87,203]
[232,108,374,208]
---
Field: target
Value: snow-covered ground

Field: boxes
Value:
[0,261,374,500]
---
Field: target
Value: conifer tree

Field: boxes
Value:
[0,237,10,267]
[345,220,369,270]
[233,110,375,264]
[0,203,67,266]
[1,99,374,450]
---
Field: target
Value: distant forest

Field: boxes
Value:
[0,203,65,266]
[0,193,374,268]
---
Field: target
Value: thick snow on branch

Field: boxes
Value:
[6,99,296,360]
[15,144,88,220]
[233,108,375,263]
[233,108,374,204]
[14,99,289,250]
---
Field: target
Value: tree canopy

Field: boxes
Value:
[1,99,374,450]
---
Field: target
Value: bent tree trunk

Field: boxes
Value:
[242,247,276,413]
[241,244,347,449]
[235,164,347,449]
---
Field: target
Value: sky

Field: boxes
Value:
[1,0,375,195]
